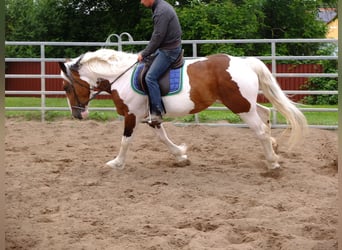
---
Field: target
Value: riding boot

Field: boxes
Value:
[142,104,164,126]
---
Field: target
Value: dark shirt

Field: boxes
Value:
[141,0,182,58]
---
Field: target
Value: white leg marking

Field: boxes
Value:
[257,104,278,152]
[106,136,133,169]
[239,110,280,170]
[152,124,188,163]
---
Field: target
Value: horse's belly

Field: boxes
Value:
[162,91,195,116]
[163,98,195,116]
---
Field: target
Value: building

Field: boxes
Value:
[318,8,338,39]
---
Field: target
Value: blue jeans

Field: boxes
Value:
[145,46,182,115]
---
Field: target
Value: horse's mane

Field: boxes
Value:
[80,49,137,77]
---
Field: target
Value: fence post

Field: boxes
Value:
[271,41,278,126]
[192,42,200,123]
[40,44,46,122]
[192,43,197,57]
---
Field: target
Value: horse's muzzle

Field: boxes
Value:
[72,108,83,119]
[72,106,89,120]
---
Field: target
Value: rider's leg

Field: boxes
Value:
[145,51,171,116]
[145,47,182,122]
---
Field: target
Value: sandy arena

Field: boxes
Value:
[5,118,338,249]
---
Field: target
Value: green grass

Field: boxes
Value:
[262,103,338,126]
[5,97,338,126]
[273,108,338,126]
[5,97,120,121]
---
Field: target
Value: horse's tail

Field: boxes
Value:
[246,57,307,147]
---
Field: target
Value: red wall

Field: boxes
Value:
[5,62,323,102]
[258,63,323,102]
[5,62,65,98]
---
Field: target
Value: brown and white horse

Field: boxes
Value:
[59,48,307,170]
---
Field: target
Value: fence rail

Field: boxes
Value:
[5,38,338,129]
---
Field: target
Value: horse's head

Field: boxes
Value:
[59,55,91,120]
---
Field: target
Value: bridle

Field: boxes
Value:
[64,69,93,111]
[64,76,91,111]
[64,61,138,111]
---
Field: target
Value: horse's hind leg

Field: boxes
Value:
[256,104,278,152]
[150,124,189,165]
[239,108,280,169]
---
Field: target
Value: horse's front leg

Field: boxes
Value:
[151,124,189,165]
[106,114,136,169]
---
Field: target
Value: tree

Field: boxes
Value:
[320,0,338,8]
[175,0,267,56]
[261,0,327,56]
[5,0,39,57]
[5,0,331,58]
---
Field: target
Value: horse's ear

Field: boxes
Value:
[59,62,67,74]
[70,54,84,72]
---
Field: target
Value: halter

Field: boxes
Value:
[66,61,138,111]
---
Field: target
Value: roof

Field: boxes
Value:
[317,8,337,23]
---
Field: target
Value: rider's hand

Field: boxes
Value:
[137,54,143,62]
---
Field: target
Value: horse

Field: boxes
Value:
[59,48,307,170]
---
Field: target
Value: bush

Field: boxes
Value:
[302,44,338,105]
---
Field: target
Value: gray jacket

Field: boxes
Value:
[141,0,182,58]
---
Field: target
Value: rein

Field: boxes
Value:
[88,61,138,102]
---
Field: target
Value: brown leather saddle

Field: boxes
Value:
[138,50,184,96]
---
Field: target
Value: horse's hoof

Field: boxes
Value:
[269,162,280,170]
[174,158,191,167]
[260,167,281,178]
[106,159,125,170]
[176,154,188,162]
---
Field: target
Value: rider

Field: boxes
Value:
[138,0,182,125]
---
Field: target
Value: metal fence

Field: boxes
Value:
[5,37,338,129]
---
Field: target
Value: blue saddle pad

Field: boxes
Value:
[131,63,183,96]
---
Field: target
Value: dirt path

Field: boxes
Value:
[5,119,338,249]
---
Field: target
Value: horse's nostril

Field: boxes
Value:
[72,109,83,120]
[76,112,83,120]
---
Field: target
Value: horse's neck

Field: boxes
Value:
[83,56,136,86]
[111,67,135,91]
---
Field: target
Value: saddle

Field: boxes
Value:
[138,49,184,96]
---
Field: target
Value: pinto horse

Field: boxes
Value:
[59,48,307,170]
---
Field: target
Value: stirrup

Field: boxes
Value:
[141,114,163,126]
